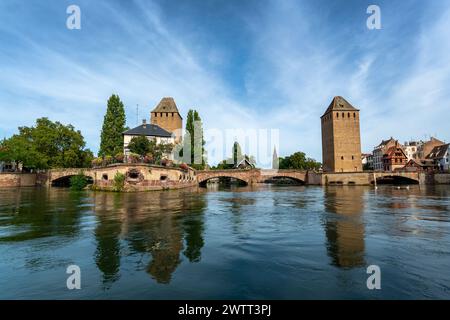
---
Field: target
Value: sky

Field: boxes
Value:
[0,0,449,165]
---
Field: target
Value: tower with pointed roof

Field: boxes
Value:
[321,96,362,172]
[150,97,183,143]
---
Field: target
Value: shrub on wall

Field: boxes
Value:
[128,153,141,164]
[115,152,124,163]
[91,158,103,167]
[70,174,88,191]
[103,155,113,166]
[113,172,125,191]
[179,163,189,171]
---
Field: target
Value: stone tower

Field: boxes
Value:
[321,96,362,172]
[150,97,183,143]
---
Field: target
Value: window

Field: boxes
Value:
[160,175,168,181]
[352,156,354,160]
[348,112,350,118]
[353,113,356,118]
[102,174,108,180]
[341,156,344,160]
[336,112,339,118]
[342,112,345,118]
[154,112,157,117]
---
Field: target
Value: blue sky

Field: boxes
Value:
[0,0,449,164]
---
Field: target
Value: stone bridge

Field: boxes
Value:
[47,168,95,185]
[44,166,425,188]
[322,171,423,185]
[196,169,311,185]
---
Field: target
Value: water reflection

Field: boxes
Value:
[323,187,366,268]
[91,190,206,285]
[1,185,449,299]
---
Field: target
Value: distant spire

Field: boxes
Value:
[272,146,279,169]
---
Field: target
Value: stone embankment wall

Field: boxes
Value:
[90,164,197,192]
[434,173,450,184]
[0,173,37,187]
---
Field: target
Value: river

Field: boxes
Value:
[0,185,449,299]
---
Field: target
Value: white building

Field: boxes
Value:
[426,143,450,172]
[372,138,397,171]
[403,141,421,161]
[123,119,175,160]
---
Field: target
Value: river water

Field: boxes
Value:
[0,185,449,299]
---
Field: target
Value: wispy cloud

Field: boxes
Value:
[0,0,449,164]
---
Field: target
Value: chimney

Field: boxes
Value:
[142,119,147,127]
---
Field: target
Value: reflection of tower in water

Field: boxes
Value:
[324,187,366,268]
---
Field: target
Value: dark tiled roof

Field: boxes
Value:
[123,124,173,137]
[375,137,397,148]
[426,143,450,159]
[151,97,180,113]
[322,96,359,117]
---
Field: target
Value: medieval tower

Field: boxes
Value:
[150,97,183,143]
[321,96,362,172]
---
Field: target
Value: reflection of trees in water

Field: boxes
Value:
[323,187,366,268]
[92,190,206,285]
[0,188,85,271]
[0,188,83,243]
[93,193,122,288]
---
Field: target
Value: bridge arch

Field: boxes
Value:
[198,175,249,187]
[262,175,305,184]
[51,174,94,187]
[49,169,95,187]
[374,175,419,185]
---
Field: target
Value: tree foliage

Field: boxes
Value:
[213,141,256,170]
[127,136,152,156]
[181,109,206,169]
[99,94,126,157]
[0,118,93,170]
[127,136,174,163]
[70,174,89,191]
[278,152,321,170]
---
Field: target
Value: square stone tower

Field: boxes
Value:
[321,96,362,172]
[150,97,183,143]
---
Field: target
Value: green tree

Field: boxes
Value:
[279,152,321,170]
[212,142,256,170]
[232,141,243,164]
[127,136,151,157]
[99,94,126,157]
[182,110,206,169]
[0,118,92,169]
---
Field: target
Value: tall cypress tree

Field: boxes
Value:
[99,94,126,157]
[184,109,206,168]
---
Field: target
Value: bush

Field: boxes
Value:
[91,158,103,167]
[128,153,141,164]
[113,172,125,191]
[179,163,189,171]
[70,174,88,191]
[115,152,124,163]
[144,153,154,164]
[161,158,173,167]
[103,155,113,166]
